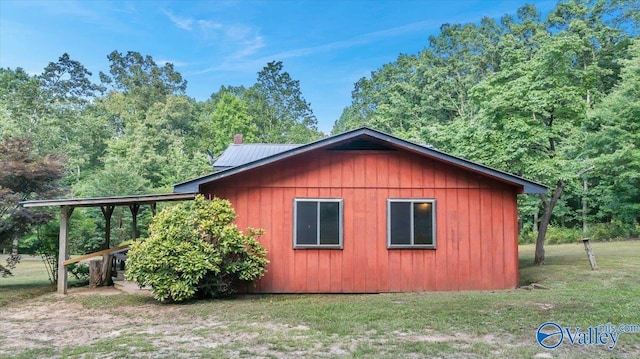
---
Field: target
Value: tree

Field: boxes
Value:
[244,61,322,143]
[468,0,637,263]
[200,92,259,156]
[73,158,150,248]
[333,16,507,137]
[98,94,208,189]
[0,136,65,276]
[0,55,106,183]
[586,38,640,226]
[472,29,596,264]
[39,53,105,106]
[125,195,268,302]
[99,50,187,112]
[94,52,207,189]
[333,0,637,263]
[40,54,107,182]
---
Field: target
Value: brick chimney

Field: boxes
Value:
[233,134,243,144]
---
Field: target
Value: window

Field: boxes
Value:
[387,199,436,248]
[294,199,343,248]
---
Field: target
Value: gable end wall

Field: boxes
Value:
[201,149,520,293]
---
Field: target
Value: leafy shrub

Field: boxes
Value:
[125,195,268,303]
[518,230,535,244]
[545,226,582,244]
[18,234,39,255]
[588,221,639,241]
[68,263,89,281]
[519,226,583,245]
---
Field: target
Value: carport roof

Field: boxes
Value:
[20,192,198,208]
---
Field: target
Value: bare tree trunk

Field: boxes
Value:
[534,180,565,265]
[88,254,114,287]
[100,254,113,286]
[11,232,19,257]
[89,259,102,288]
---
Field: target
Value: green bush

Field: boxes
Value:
[519,221,640,245]
[545,226,583,244]
[518,226,583,245]
[125,195,268,303]
[68,263,89,281]
[588,221,639,241]
[518,230,535,244]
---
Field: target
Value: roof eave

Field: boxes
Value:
[20,192,199,208]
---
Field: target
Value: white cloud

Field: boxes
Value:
[195,18,441,74]
[162,9,194,31]
[198,20,222,31]
[266,18,440,61]
[158,8,269,74]
[224,24,253,41]
[162,10,253,48]
[232,36,265,59]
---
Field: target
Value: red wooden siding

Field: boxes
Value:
[202,149,520,293]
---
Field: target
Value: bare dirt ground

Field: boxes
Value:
[0,289,519,359]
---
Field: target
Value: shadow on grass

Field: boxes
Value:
[0,282,55,307]
[0,282,53,290]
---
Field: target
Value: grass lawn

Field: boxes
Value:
[1,241,639,358]
[0,255,55,307]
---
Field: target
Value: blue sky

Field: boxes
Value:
[0,0,556,133]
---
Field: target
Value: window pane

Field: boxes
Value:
[319,202,340,245]
[413,202,434,245]
[390,202,411,245]
[296,202,317,245]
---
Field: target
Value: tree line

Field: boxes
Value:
[1,0,638,274]
[334,0,639,264]
[0,52,321,275]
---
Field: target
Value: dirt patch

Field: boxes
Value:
[391,329,500,344]
[0,293,521,358]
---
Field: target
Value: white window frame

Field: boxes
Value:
[387,199,437,249]
[293,198,344,249]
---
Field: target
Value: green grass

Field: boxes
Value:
[1,241,639,358]
[0,255,55,307]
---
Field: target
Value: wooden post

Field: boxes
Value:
[583,238,598,270]
[100,205,115,250]
[130,204,140,240]
[579,169,597,270]
[57,206,73,294]
[582,178,588,236]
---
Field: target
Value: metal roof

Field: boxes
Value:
[213,144,300,170]
[175,127,548,194]
[20,192,198,208]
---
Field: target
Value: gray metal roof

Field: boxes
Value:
[175,127,548,194]
[213,144,301,170]
[21,193,198,208]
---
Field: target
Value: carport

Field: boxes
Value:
[20,193,197,294]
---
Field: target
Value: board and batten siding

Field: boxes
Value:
[201,149,520,293]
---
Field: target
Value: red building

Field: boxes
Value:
[174,128,546,293]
